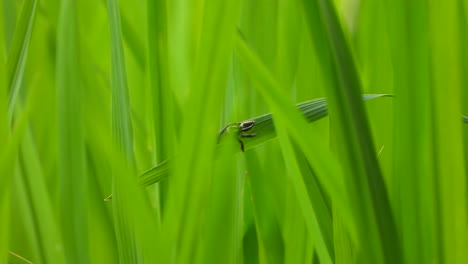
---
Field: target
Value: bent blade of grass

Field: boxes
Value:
[56,0,89,262]
[138,94,389,186]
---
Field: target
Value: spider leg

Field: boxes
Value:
[241,133,257,138]
[237,137,245,152]
[237,133,257,152]
[217,122,239,144]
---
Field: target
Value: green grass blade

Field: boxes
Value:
[139,159,169,186]
[107,0,139,261]
[120,11,145,70]
[7,0,37,119]
[0,0,9,261]
[3,81,51,264]
[160,0,241,262]
[275,125,333,263]
[8,251,34,264]
[234,32,352,264]
[428,1,468,262]
[197,141,241,263]
[139,94,389,186]
[293,146,333,262]
[56,0,89,262]
[107,0,160,262]
[147,0,175,163]
[385,1,436,263]
[18,127,66,264]
[302,1,401,262]
[245,151,285,263]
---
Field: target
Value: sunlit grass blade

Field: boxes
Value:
[8,251,33,264]
[56,0,89,262]
[428,1,468,262]
[7,0,37,119]
[139,94,389,186]
[107,0,139,261]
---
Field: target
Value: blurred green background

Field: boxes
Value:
[1,0,468,263]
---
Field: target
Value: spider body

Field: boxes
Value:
[218,120,257,152]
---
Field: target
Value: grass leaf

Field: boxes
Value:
[56,0,89,262]
[302,1,401,262]
[234,32,352,264]
[139,94,389,186]
[7,0,37,119]
[0,0,9,261]
[106,0,139,261]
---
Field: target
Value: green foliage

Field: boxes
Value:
[1,0,467,263]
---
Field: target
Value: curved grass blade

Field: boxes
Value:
[139,159,170,186]
[139,94,390,186]
[7,0,37,119]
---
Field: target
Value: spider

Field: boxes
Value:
[217,120,257,152]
